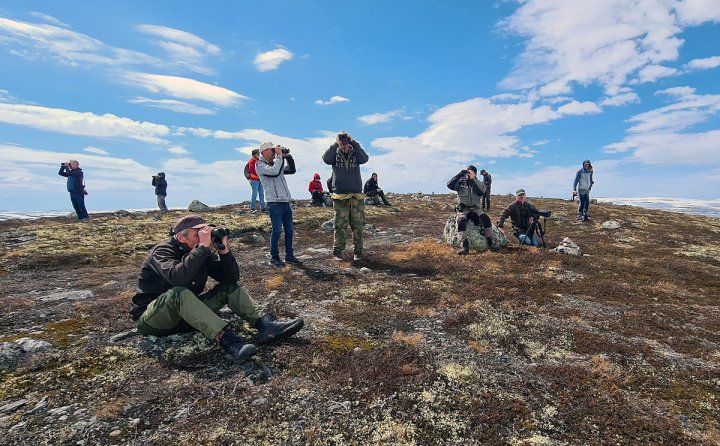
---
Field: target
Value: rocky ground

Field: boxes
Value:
[0,194,719,446]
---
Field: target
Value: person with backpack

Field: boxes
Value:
[244,149,266,213]
[152,172,168,213]
[573,159,594,222]
[58,159,89,222]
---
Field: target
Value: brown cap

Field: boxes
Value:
[171,215,208,235]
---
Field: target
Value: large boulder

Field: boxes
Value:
[442,214,508,251]
[188,200,211,212]
[0,337,51,370]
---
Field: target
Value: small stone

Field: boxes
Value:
[601,220,621,230]
[550,237,582,256]
[359,267,372,273]
[9,421,27,432]
[109,429,122,437]
[113,210,132,217]
[128,418,140,427]
[364,224,377,233]
[252,234,265,243]
[58,415,68,421]
[27,396,48,415]
[36,290,94,303]
[321,219,334,232]
[109,329,139,343]
[72,421,89,431]
[0,398,28,415]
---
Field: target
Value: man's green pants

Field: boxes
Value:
[333,197,365,254]
[136,283,261,340]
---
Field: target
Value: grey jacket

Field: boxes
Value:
[322,141,369,194]
[256,154,296,202]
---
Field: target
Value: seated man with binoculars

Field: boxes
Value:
[447,165,499,255]
[130,215,304,363]
[496,189,550,247]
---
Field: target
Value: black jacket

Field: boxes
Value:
[322,141,369,194]
[130,237,240,319]
[152,175,167,196]
[363,177,379,194]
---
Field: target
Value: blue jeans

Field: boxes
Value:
[517,233,541,247]
[578,190,590,219]
[69,192,89,220]
[250,180,266,210]
[268,202,294,258]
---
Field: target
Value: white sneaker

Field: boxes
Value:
[353,253,362,262]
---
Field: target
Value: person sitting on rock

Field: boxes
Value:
[447,165,499,254]
[129,215,304,363]
[496,189,541,247]
[363,173,391,206]
[308,173,325,206]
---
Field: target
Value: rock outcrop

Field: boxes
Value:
[188,200,211,212]
[442,214,508,251]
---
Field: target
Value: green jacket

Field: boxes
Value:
[447,171,486,210]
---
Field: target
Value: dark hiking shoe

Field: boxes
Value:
[333,250,343,261]
[583,216,590,222]
[218,330,258,363]
[458,239,469,255]
[285,255,303,265]
[255,314,304,344]
[353,251,362,262]
[270,256,284,267]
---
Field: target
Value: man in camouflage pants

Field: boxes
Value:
[322,131,369,261]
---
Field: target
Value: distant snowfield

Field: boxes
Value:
[1,198,719,221]
[596,197,720,219]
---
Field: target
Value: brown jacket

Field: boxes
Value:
[498,200,538,232]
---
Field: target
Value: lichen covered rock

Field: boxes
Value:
[442,214,508,251]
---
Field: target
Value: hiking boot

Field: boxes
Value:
[217,330,258,363]
[583,216,590,222]
[255,314,304,344]
[333,250,343,261]
[285,255,303,265]
[458,239,469,255]
[270,256,284,267]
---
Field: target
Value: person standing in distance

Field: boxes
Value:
[255,142,303,267]
[480,169,492,212]
[322,131,369,261]
[152,172,168,213]
[58,160,89,222]
[573,159,594,222]
[245,149,267,213]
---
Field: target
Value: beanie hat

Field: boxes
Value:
[583,159,591,164]
[314,173,320,179]
[467,165,478,174]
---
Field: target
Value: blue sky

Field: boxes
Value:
[0,0,719,211]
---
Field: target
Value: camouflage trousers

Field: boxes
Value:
[333,197,365,254]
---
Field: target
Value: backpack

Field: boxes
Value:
[244,161,251,180]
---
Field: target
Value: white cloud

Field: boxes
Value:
[29,12,68,28]
[314,95,350,106]
[601,92,640,107]
[120,72,247,107]
[0,16,157,67]
[685,56,720,71]
[0,102,170,144]
[603,86,720,164]
[253,48,294,72]
[83,146,109,155]
[136,24,221,75]
[499,0,720,96]
[167,146,189,154]
[128,97,215,115]
[556,100,602,115]
[357,108,405,125]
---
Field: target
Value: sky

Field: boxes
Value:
[0,0,719,212]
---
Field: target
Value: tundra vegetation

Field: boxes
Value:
[0,194,718,445]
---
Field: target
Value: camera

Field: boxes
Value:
[529,209,552,219]
[280,146,290,154]
[338,134,350,144]
[209,226,231,250]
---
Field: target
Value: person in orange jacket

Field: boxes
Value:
[308,173,325,206]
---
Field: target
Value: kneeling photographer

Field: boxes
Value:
[130,215,304,364]
[447,165,499,254]
[496,189,550,247]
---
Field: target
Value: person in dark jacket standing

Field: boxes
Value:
[130,215,304,363]
[363,173,391,206]
[322,131,369,261]
[58,160,89,221]
[573,159,594,222]
[496,189,541,246]
[447,165,498,254]
[480,169,492,211]
[152,172,168,213]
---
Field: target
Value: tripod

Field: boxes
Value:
[522,216,547,248]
